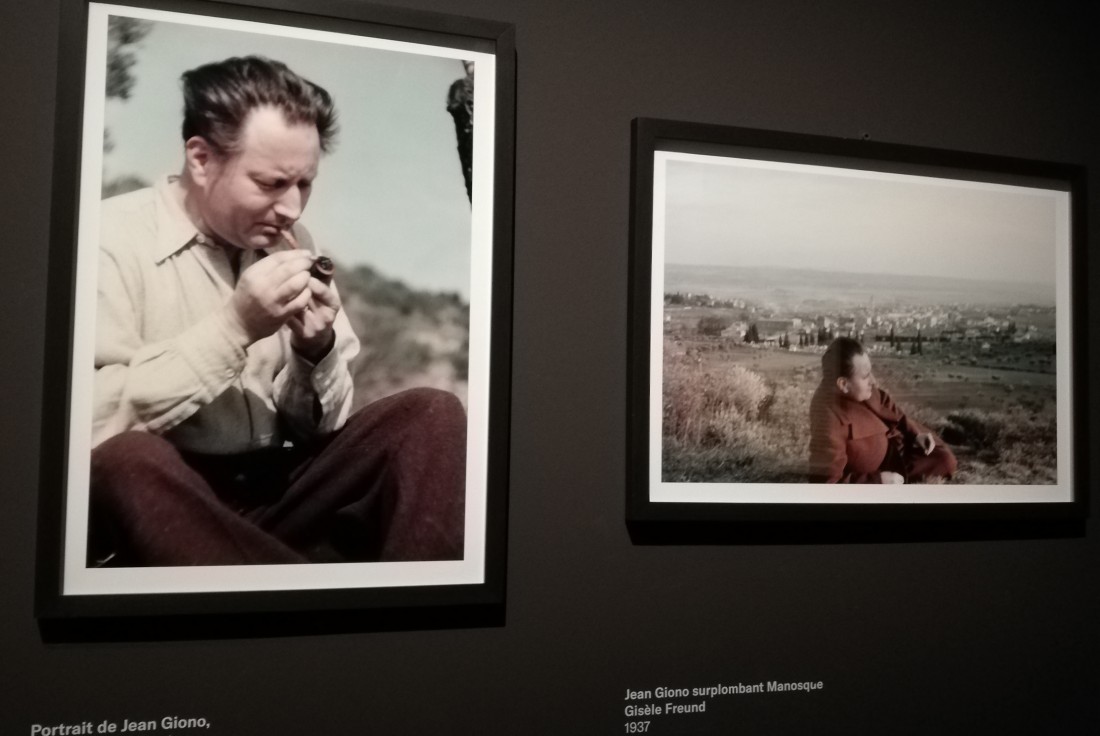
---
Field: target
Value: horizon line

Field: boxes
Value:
[666,262,1055,290]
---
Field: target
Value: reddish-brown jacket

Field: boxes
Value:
[808,385,933,483]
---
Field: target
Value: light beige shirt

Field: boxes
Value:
[92,176,359,454]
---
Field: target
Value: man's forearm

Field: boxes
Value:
[92,309,250,447]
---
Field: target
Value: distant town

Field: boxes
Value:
[664,291,1057,373]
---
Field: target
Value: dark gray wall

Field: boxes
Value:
[3,0,1097,734]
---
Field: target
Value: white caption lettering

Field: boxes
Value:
[622,678,824,729]
[31,716,212,735]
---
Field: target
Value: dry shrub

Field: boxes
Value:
[910,405,949,435]
[760,384,812,446]
[663,360,770,448]
[662,349,825,481]
[726,366,770,418]
[940,405,1057,482]
[941,409,1004,450]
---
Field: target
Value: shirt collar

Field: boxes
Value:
[151,175,218,263]
[150,175,299,264]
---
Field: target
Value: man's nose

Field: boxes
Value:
[273,187,303,222]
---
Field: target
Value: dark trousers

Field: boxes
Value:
[88,388,466,566]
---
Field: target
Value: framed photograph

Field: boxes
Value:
[36,0,514,619]
[628,118,1086,523]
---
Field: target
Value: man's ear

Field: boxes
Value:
[835,376,850,395]
[184,136,217,187]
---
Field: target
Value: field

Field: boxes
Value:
[661,328,1058,485]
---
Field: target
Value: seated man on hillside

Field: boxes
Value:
[89,56,465,566]
[809,337,957,484]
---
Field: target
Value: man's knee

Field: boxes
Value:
[89,432,185,563]
[345,387,466,438]
[914,444,957,481]
[936,445,958,478]
[94,430,177,465]
[91,431,186,496]
[401,387,465,428]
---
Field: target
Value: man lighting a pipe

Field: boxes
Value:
[89,56,466,566]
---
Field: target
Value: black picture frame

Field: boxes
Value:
[628,117,1086,525]
[35,0,514,620]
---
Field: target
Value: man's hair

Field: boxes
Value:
[821,336,865,384]
[180,56,337,155]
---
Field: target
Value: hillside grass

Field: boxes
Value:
[333,262,469,410]
[661,337,1058,485]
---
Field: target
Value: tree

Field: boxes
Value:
[697,315,730,337]
[445,60,475,202]
[106,18,152,101]
[102,17,153,198]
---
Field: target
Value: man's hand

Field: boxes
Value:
[288,275,341,362]
[225,250,315,343]
[915,433,936,456]
[880,471,906,484]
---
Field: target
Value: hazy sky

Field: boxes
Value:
[100,13,474,296]
[661,154,1062,286]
